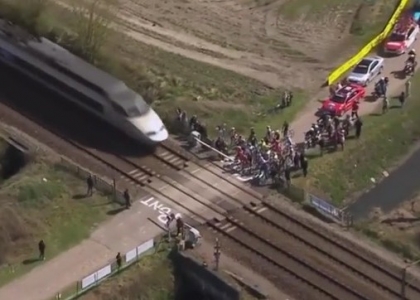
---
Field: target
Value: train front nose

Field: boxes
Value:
[128,109,168,143]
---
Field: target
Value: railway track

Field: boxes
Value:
[205,203,420,300]
[2,59,420,300]
[69,139,420,300]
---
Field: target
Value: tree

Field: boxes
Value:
[70,0,117,62]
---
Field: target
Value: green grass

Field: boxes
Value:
[102,34,307,136]
[294,75,420,205]
[77,245,174,300]
[0,156,117,286]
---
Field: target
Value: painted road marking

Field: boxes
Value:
[220,223,232,230]
[256,207,268,213]
[225,226,237,233]
[140,197,182,225]
[125,170,149,182]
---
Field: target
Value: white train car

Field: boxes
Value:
[0,22,168,146]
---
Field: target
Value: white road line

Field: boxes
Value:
[226,226,237,232]
[256,207,268,213]
[128,169,139,175]
[219,223,232,230]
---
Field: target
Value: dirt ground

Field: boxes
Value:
[358,192,420,263]
[71,0,398,89]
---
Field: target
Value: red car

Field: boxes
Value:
[321,84,365,116]
[383,15,419,55]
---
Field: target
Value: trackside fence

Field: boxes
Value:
[308,194,353,227]
[58,157,126,205]
[191,136,353,227]
[56,237,161,300]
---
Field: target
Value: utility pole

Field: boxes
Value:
[214,238,221,271]
[401,259,420,299]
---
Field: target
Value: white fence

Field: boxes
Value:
[62,238,156,299]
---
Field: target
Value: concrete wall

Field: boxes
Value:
[170,251,240,300]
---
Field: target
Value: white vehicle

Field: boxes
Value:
[0,23,168,146]
[347,56,384,86]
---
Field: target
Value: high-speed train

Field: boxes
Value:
[0,22,168,146]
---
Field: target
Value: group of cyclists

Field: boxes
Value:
[219,123,307,185]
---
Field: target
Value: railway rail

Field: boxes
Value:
[1,61,420,299]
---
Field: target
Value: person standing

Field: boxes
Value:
[86,175,94,197]
[398,91,406,108]
[300,155,308,178]
[124,189,131,209]
[282,121,289,138]
[351,101,359,118]
[38,240,46,261]
[116,252,122,269]
[405,80,411,98]
[355,117,363,139]
[284,168,291,188]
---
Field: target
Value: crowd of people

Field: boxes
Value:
[175,52,413,186]
[175,107,310,187]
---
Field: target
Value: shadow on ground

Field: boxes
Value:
[22,258,40,265]
[107,207,126,215]
[381,217,420,224]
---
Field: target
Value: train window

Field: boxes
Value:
[111,102,128,117]
[60,85,104,112]
[126,106,141,118]
[53,62,105,96]
[13,57,104,112]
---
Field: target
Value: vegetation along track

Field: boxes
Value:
[2,55,420,300]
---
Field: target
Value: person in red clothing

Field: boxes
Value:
[351,101,359,118]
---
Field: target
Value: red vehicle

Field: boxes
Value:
[321,84,365,116]
[383,14,419,55]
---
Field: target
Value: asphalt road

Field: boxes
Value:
[348,146,420,220]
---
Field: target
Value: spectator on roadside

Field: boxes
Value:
[405,80,411,98]
[176,216,184,238]
[282,121,289,138]
[398,91,406,108]
[116,252,122,269]
[124,189,131,209]
[351,101,359,118]
[38,240,46,261]
[355,117,363,139]
[284,168,291,188]
[301,156,308,178]
[86,175,94,197]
